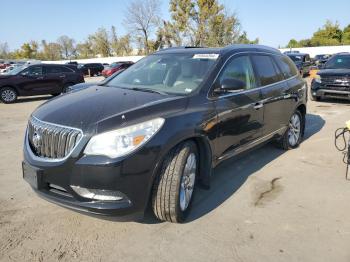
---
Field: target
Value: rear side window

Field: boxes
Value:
[274,56,298,78]
[219,55,256,90]
[61,66,74,73]
[46,66,62,74]
[251,55,283,86]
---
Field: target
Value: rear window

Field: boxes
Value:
[251,55,283,86]
[274,56,298,78]
[61,66,74,73]
[46,66,62,74]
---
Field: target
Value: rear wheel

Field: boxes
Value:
[0,87,17,103]
[276,110,303,150]
[152,141,198,223]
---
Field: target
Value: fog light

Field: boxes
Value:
[312,92,316,96]
[71,186,123,201]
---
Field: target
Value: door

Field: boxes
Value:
[251,54,290,136]
[17,65,50,95]
[213,55,264,160]
[43,66,65,93]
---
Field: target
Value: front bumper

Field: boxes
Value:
[22,133,162,220]
[311,81,350,100]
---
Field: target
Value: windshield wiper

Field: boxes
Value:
[129,87,168,95]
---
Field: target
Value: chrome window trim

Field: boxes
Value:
[207,51,299,100]
[26,116,84,163]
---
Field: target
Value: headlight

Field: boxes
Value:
[84,118,165,158]
[314,75,322,83]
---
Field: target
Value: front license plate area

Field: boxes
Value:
[22,162,42,189]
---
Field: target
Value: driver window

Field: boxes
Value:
[219,56,256,90]
[22,66,42,76]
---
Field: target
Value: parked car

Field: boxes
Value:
[286,53,313,77]
[78,63,104,76]
[101,61,134,77]
[67,69,125,92]
[66,61,78,65]
[311,53,350,101]
[22,45,307,223]
[314,54,331,67]
[0,64,84,103]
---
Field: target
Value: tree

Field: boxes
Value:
[165,0,243,47]
[310,20,342,46]
[76,40,94,59]
[124,0,161,54]
[342,24,350,45]
[287,39,299,48]
[41,40,62,61]
[57,35,76,59]
[236,31,259,44]
[0,42,9,59]
[89,27,112,57]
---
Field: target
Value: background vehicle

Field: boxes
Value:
[101,61,134,77]
[314,54,331,67]
[78,63,104,76]
[67,69,125,92]
[23,45,307,223]
[0,64,84,103]
[66,61,78,65]
[286,53,313,76]
[311,53,350,101]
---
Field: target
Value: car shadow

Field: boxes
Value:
[14,95,52,104]
[142,113,325,224]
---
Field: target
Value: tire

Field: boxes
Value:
[0,87,17,103]
[276,110,303,150]
[62,83,74,93]
[152,141,198,223]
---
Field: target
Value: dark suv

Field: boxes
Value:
[311,53,350,101]
[0,64,84,103]
[22,45,307,223]
[78,63,104,76]
[286,53,313,77]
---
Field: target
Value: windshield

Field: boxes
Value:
[287,55,302,62]
[110,62,122,68]
[324,55,350,69]
[105,53,219,95]
[6,65,26,75]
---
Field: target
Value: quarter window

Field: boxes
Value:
[274,56,298,78]
[219,55,256,90]
[251,55,283,86]
[46,66,62,74]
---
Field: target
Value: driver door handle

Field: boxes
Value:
[253,102,263,110]
[59,75,66,78]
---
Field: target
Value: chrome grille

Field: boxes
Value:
[27,117,82,159]
[321,76,350,87]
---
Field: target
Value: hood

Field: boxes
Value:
[318,68,350,77]
[32,85,187,133]
[0,74,13,79]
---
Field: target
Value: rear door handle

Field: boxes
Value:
[253,102,263,110]
[59,75,65,78]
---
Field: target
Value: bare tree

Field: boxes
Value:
[124,0,161,54]
[0,42,9,59]
[57,35,76,59]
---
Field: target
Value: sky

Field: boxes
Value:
[1,0,349,50]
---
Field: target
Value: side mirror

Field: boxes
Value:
[215,78,246,94]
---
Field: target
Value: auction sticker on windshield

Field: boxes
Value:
[193,54,219,60]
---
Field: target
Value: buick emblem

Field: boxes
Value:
[32,131,42,150]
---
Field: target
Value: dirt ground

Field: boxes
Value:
[1,77,350,262]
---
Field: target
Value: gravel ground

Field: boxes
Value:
[1,78,350,262]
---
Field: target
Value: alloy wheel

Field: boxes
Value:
[1,89,16,102]
[179,153,196,211]
[288,113,301,147]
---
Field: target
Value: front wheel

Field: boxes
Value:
[0,87,17,103]
[152,141,198,223]
[276,110,303,150]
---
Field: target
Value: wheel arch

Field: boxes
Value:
[296,103,306,137]
[0,85,19,95]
